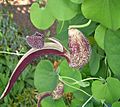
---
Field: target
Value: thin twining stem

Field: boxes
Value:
[82,96,93,107]
[103,103,108,107]
[81,77,103,82]
[58,21,65,34]
[59,76,102,85]
[0,51,24,56]
[60,76,79,84]
[59,75,95,105]
[101,100,108,107]
[68,20,91,29]
[58,76,91,97]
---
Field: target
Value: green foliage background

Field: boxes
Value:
[0,0,120,107]
[0,6,37,106]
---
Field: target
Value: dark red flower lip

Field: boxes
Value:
[0,41,69,99]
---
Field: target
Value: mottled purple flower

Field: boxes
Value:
[26,32,44,49]
[68,29,91,68]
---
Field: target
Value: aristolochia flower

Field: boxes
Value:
[0,29,91,100]
[68,29,91,68]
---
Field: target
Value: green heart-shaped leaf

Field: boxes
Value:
[94,25,106,50]
[71,0,83,4]
[92,77,120,103]
[82,0,120,30]
[34,60,58,92]
[41,97,66,107]
[89,48,100,76]
[59,60,82,92]
[47,0,79,20]
[112,102,120,107]
[104,29,120,76]
[30,3,55,30]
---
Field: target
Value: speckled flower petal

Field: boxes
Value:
[52,82,64,100]
[26,32,44,49]
[68,29,91,68]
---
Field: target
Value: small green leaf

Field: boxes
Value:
[89,48,100,76]
[71,0,83,4]
[0,73,8,94]
[112,102,120,107]
[94,25,106,49]
[12,81,24,95]
[72,99,92,107]
[82,0,120,30]
[56,21,69,49]
[0,32,3,40]
[34,60,58,92]
[71,99,82,107]
[59,60,82,92]
[79,81,90,87]
[92,77,120,103]
[104,29,120,76]
[47,0,79,20]
[96,60,107,79]
[41,97,66,107]
[71,91,90,107]
[30,3,55,30]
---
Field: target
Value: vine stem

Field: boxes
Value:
[59,76,102,85]
[0,51,24,56]
[58,76,91,97]
[105,57,112,77]
[108,68,112,77]
[101,100,108,107]
[81,77,102,82]
[82,96,93,107]
[60,76,79,84]
[103,103,108,107]
[58,21,64,34]
[68,20,91,29]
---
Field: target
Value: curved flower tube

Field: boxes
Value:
[0,41,69,99]
[0,29,91,99]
